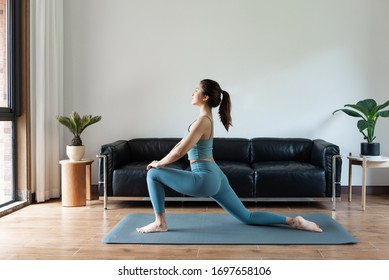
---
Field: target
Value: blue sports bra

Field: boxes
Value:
[187,117,213,160]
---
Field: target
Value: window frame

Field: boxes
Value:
[0,0,22,207]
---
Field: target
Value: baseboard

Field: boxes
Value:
[341,185,389,195]
[89,184,99,200]
[0,200,29,218]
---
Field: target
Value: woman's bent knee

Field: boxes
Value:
[146,168,163,183]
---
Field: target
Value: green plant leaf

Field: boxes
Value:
[369,100,389,118]
[376,100,389,111]
[357,119,369,132]
[79,115,102,134]
[332,108,363,118]
[378,109,389,118]
[70,112,82,136]
[357,99,377,115]
[55,115,76,135]
[343,104,369,118]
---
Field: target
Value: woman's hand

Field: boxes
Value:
[147,160,161,170]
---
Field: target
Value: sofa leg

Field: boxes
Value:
[96,154,108,210]
[332,155,342,211]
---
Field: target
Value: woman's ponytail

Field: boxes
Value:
[219,90,232,131]
[200,79,233,131]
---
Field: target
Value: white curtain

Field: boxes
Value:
[30,0,63,202]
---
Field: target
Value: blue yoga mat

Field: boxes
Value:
[102,213,357,245]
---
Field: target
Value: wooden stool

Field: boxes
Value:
[59,159,94,207]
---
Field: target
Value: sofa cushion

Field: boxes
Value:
[251,138,313,163]
[216,161,255,197]
[253,161,326,197]
[128,138,188,163]
[213,138,250,163]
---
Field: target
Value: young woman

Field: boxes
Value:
[136,79,322,233]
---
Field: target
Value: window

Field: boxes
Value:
[0,0,21,208]
[0,122,13,205]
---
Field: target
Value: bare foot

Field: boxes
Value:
[287,216,323,232]
[136,221,168,233]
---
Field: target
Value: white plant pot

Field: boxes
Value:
[66,145,85,161]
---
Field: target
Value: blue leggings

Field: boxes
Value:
[146,161,287,225]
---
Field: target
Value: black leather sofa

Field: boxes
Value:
[98,137,341,208]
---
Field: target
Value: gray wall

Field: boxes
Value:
[63,0,389,186]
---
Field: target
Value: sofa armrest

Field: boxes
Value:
[311,139,342,197]
[98,140,131,196]
[100,140,131,168]
[311,139,339,167]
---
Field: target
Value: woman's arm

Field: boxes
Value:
[147,117,211,169]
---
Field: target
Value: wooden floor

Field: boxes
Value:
[1,193,389,260]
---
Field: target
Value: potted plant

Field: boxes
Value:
[55,112,102,161]
[333,98,389,156]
